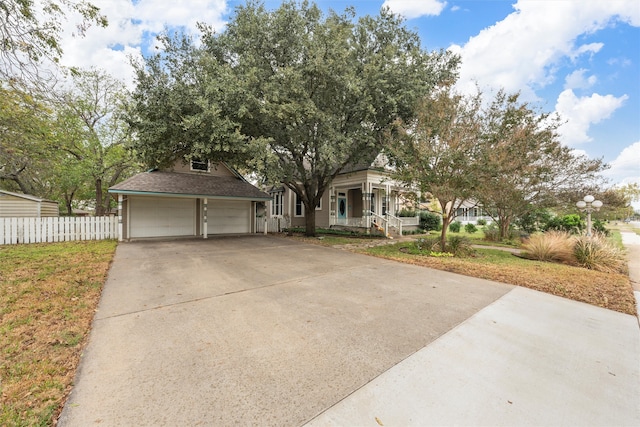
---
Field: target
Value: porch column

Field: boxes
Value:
[203,198,208,239]
[363,181,372,231]
[385,184,391,216]
[117,194,123,242]
[329,186,336,226]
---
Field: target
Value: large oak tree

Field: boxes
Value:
[129,0,458,236]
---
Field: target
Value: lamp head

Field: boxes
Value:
[592,200,603,210]
[576,200,587,209]
[583,195,595,203]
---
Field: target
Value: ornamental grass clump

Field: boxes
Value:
[573,234,626,273]
[522,231,574,263]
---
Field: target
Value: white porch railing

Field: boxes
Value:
[385,213,403,236]
[331,217,367,227]
[0,216,118,245]
[400,216,420,226]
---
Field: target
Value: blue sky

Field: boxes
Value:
[58,0,639,192]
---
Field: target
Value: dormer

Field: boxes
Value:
[162,158,236,178]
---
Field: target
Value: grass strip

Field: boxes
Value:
[1,240,117,426]
[360,242,635,315]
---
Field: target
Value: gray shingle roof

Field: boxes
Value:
[109,171,271,200]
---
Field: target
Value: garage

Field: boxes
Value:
[207,200,251,234]
[129,197,195,238]
[109,162,271,241]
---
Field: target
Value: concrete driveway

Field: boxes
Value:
[58,236,640,426]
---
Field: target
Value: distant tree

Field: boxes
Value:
[130,1,458,236]
[0,0,107,87]
[0,86,57,196]
[388,87,483,250]
[55,69,138,215]
[476,91,606,240]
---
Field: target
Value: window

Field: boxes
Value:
[294,193,321,216]
[382,196,387,216]
[271,192,283,216]
[190,159,209,172]
[370,193,375,214]
[295,193,304,216]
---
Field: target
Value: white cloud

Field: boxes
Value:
[555,89,628,146]
[452,0,639,99]
[57,0,228,87]
[564,69,597,90]
[604,141,640,186]
[382,0,446,19]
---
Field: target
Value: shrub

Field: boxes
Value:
[573,234,625,273]
[592,219,609,236]
[476,218,487,226]
[515,209,553,234]
[397,208,416,217]
[522,231,574,262]
[411,236,441,254]
[544,214,584,234]
[464,223,478,234]
[446,235,475,257]
[449,221,462,233]
[419,211,441,232]
[483,223,500,242]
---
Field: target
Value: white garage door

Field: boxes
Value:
[208,200,250,234]
[130,197,195,238]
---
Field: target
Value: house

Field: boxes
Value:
[109,160,270,241]
[454,200,493,225]
[267,154,419,235]
[0,190,59,217]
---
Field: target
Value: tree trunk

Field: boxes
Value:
[304,204,316,237]
[64,191,75,216]
[440,215,452,252]
[499,216,511,240]
[95,178,103,216]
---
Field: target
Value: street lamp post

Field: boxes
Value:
[576,195,603,237]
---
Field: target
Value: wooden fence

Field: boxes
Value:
[0,216,118,245]
[255,217,285,234]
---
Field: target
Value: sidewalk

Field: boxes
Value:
[620,222,640,318]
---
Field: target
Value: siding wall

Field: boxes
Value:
[0,194,59,217]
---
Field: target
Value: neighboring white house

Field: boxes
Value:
[266,154,419,235]
[109,160,270,241]
[0,190,59,217]
[453,200,493,225]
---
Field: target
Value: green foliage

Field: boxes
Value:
[544,214,584,234]
[483,223,500,242]
[397,208,416,217]
[0,0,107,86]
[515,209,553,234]
[446,235,475,256]
[464,223,478,234]
[130,1,459,237]
[449,221,462,233]
[475,91,605,240]
[476,218,487,226]
[419,211,441,231]
[592,219,609,236]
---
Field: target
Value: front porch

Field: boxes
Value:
[327,178,418,236]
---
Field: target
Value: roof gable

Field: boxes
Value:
[0,189,56,203]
